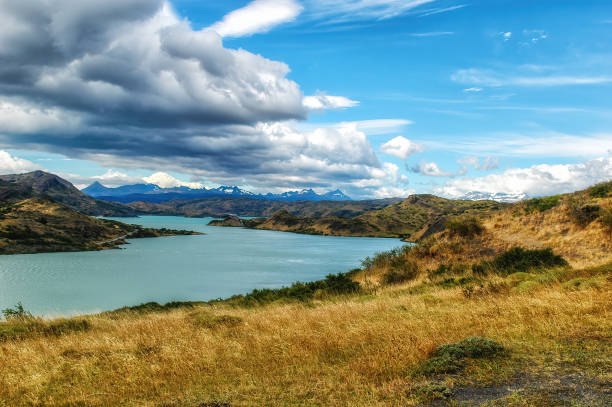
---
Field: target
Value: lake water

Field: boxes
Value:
[0,216,403,316]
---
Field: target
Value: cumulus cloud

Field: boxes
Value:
[0,0,401,196]
[303,93,359,111]
[380,136,424,160]
[143,172,204,189]
[210,0,303,38]
[409,161,455,177]
[0,150,40,174]
[437,157,612,199]
[0,0,305,130]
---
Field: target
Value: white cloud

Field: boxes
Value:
[306,0,438,22]
[350,119,413,135]
[523,29,548,43]
[0,1,305,131]
[463,87,483,93]
[501,31,512,41]
[143,172,204,189]
[409,31,454,37]
[0,150,40,174]
[303,93,359,111]
[434,133,612,159]
[92,169,143,187]
[409,161,454,177]
[452,68,612,87]
[437,157,612,199]
[380,136,424,159]
[419,5,468,17]
[210,0,303,38]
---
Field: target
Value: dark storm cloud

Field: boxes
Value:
[0,0,388,192]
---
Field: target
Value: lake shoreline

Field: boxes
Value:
[1,216,403,316]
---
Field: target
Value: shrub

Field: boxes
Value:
[361,245,413,270]
[228,272,360,307]
[445,216,483,238]
[522,195,561,214]
[428,263,470,279]
[193,311,243,329]
[488,247,568,276]
[588,181,612,198]
[0,309,90,342]
[567,197,601,226]
[2,302,32,321]
[416,337,505,376]
[382,258,419,285]
[600,208,612,231]
[413,384,453,401]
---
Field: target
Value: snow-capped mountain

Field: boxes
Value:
[458,191,529,203]
[82,182,351,203]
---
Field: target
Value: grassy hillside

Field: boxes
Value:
[210,194,508,239]
[0,198,200,255]
[0,171,136,217]
[128,196,402,218]
[1,183,610,406]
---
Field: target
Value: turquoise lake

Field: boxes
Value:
[0,216,403,316]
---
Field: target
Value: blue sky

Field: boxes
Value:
[0,0,611,199]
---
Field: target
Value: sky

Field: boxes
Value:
[0,0,611,199]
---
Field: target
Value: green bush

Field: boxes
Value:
[226,272,360,307]
[382,258,419,285]
[429,263,470,279]
[600,208,612,231]
[2,302,32,321]
[445,216,483,238]
[1,303,89,342]
[487,247,568,276]
[522,195,561,214]
[588,181,612,198]
[567,197,601,226]
[361,245,413,270]
[417,337,505,376]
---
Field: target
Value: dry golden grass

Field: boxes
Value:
[1,274,610,407]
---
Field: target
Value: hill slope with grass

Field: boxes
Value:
[1,182,610,406]
[0,171,136,217]
[210,194,508,239]
[0,198,200,255]
[128,196,402,218]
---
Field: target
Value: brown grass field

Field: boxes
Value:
[1,184,611,406]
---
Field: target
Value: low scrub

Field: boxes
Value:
[361,245,412,270]
[110,301,202,316]
[521,195,561,214]
[1,303,90,341]
[445,215,483,238]
[223,272,360,307]
[588,181,612,198]
[192,311,243,329]
[566,197,602,226]
[478,247,568,276]
[416,337,505,376]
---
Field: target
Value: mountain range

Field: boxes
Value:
[82,181,352,203]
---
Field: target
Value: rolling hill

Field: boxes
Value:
[0,198,199,255]
[209,194,509,239]
[0,171,136,217]
[128,196,403,218]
